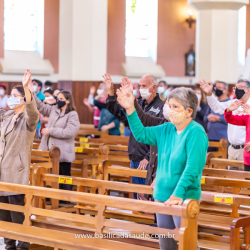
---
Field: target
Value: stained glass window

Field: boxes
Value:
[4,0,40,51]
[125,0,158,61]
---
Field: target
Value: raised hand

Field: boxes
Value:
[90,86,96,95]
[242,103,250,115]
[116,88,135,115]
[102,74,114,95]
[227,100,242,113]
[83,98,90,106]
[22,69,31,88]
[120,77,133,94]
[199,79,213,96]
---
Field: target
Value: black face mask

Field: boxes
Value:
[54,96,57,101]
[57,100,66,108]
[235,88,245,100]
[215,89,223,97]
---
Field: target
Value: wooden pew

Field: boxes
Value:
[208,139,228,159]
[207,157,244,170]
[34,169,247,249]
[0,181,199,250]
[30,147,60,209]
[230,216,250,250]
[76,128,109,138]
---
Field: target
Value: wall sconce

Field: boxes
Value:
[186,9,196,28]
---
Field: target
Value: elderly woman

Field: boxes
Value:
[0,69,39,250]
[116,86,208,250]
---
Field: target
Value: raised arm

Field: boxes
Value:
[102,74,128,122]
[23,69,39,131]
[117,87,164,146]
[34,95,54,117]
[134,99,166,126]
[199,79,232,114]
[28,75,53,117]
[224,100,246,126]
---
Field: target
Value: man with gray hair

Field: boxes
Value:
[102,74,164,199]
[199,79,250,166]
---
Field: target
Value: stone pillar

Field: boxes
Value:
[59,0,108,81]
[189,0,249,83]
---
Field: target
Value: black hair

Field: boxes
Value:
[45,81,53,87]
[32,79,42,88]
[44,87,54,95]
[59,90,76,114]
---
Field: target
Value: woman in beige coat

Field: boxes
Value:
[30,84,80,195]
[0,69,39,250]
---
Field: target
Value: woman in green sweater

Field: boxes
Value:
[116,86,208,250]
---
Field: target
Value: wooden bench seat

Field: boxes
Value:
[0,181,198,250]
[207,158,244,170]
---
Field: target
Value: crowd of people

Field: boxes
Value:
[1,68,250,250]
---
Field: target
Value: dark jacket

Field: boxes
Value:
[134,100,167,199]
[94,99,120,135]
[106,94,164,162]
[204,98,229,141]
[194,102,209,132]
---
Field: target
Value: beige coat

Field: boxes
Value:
[35,96,80,162]
[0,97,39,196]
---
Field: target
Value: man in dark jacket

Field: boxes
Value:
[103,74,165,199]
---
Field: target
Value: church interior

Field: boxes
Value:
[0,0,249,250]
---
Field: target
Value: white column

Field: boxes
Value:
[59,0,108,81]
[189,0,249,83]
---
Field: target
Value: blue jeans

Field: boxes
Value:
[130,160,148,199]
[36,128,40,139]
[124,127,131,137]
[155,199,199,250]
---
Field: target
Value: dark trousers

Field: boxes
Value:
[0,194,29,250]
[207,140,219,152]
[244,164,250,172]
[130,161,148,199]
[59,162,72,190]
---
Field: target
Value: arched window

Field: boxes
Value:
[125,0,158,62]
[4,0,43,51]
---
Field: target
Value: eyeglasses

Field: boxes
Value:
[7,95,23,98]
[233,86,246,91]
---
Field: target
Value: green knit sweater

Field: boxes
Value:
[127,110,208,202]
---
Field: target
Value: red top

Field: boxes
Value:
[93,98,105,127]
[224,110,250,165]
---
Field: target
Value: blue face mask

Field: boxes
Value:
[163,89,170,99]
[7,96,21,109]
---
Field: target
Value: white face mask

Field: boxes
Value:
[45,96,54,100]
[0,89,5,96]
[33,85,37,93]
[196,93,201,101]
[163,103,170,120]
[139,85,155,100]
[97,89,104,95]
[7,96,21,109]
[133,89,138,97]
[157,86,165,94]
